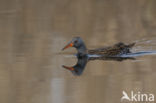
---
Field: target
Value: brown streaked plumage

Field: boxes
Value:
[88,42,135,56]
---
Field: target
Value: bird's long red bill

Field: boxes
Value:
[62,65,75,71]
[62,43,73,50]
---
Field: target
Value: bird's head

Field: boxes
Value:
[62,37,84,50]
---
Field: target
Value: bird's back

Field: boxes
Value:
[88,42,135,56]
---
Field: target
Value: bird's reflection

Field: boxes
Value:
[62,56,135,76]
[62,56,88,76]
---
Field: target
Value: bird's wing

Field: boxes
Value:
[89,46,121,55]
[88,42,135,55]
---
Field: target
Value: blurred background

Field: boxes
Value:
[0,0,156,103]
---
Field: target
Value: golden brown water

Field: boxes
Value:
[0,0,156,103]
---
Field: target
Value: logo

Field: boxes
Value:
[121,91,154,102]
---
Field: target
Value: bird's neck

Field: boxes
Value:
[76,44,87,57]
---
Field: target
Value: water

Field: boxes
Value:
[1,0,156,103]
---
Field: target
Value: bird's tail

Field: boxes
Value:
[127,42,135,48]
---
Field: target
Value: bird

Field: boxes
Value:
[62,37,135,58]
